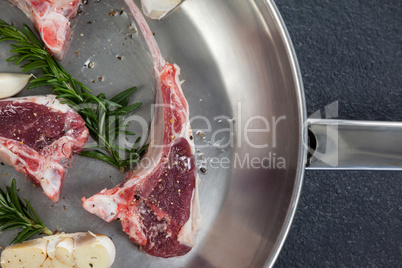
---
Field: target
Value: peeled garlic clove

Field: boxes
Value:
[141,0,182,20]
[0,73,32,99]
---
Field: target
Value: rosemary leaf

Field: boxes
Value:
[108,102,142,116]
[0,179,53,244]
[110,86,137,107]
[79,151,120,168]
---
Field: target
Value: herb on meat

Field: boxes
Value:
[0,179,53,244]
[0,20,147,172]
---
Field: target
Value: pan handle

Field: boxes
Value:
[306,119,402,170]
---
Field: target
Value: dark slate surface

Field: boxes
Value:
[273,0,402,267]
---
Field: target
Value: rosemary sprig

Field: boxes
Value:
[0,20,147,172]
[0,179,53,244]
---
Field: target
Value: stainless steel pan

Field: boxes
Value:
[0,0,401,267]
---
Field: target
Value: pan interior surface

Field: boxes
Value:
[0,0,305,267]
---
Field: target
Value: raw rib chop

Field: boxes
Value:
[82,0,201,258]
[0,95,88,201]
[8,0,82,59]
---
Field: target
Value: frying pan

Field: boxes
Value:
[0,0,401,267]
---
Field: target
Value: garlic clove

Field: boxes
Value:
[141,0,182,20]
[0,73,32,99]
[73,233,116,268]
[54,237,75,266]
[0,238,48,268]
[44,233,63,259]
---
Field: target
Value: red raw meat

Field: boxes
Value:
[0,95,88,201]
[82,0,201,258]
[8,0,82,59]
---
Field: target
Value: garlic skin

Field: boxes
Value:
[0,73,32,99]
[141,0,182,20]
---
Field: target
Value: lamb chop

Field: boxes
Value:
[82,0,201,258]
[0,95,88,201]
[8,0,82,59]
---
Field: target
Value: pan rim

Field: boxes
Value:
[262,0,307,267]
